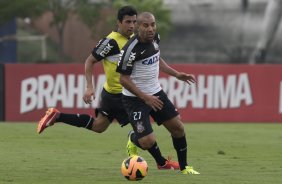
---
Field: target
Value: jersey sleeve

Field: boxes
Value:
[117,35,139,75]
[91,38,119,61]
[116,48,134,75]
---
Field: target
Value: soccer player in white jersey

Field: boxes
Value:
[116,12,200,174]
[37,7,179,170]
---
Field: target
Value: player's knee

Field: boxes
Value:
[91,123,107,133]
[138,134,156,150]
[171,120,185,138]
[139,141,155,150]
[91,118,110,133]
[92,127,106,133]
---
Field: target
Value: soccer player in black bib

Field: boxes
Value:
[117,12,200,174]
[38,6,137,134]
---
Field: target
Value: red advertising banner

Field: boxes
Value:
[4,64,282,122]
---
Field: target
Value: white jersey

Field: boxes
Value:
[116,34,162,96]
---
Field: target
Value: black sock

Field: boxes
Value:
[56,113,94,130]
[147,142,167,166]
[172,135,188,170]
[130,133,166,166]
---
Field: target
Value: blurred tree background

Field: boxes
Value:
[1,0,281,64]
[0,0,171,63]
[0,0,48,24]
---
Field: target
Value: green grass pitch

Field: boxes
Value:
[0,122,281,184]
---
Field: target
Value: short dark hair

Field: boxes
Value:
[117,6,137,22]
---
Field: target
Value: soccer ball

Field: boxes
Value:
[121,155,148,181]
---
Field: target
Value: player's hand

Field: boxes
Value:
[83,88,95,104]
[144,95,163,111]
[176,72,196,85]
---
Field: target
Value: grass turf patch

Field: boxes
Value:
[0,122,281,184]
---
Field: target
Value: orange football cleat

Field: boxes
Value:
[157,156,180,170]
[37,108,60,134]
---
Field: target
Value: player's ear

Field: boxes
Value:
[117,20,121,27]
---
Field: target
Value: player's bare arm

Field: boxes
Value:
[120,74,163,111]
[83,54,100,104]
[159,57,196,85]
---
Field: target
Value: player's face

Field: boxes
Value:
[138,16,156,42]
[118,15,137,38]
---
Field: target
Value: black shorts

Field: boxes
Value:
[96,88,129,127]
[122,90,179,138]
